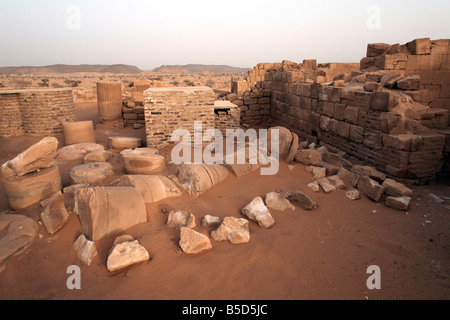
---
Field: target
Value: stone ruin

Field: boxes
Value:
[0,37,449,271]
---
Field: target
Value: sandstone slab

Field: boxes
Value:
[107,237,149,272]
[40,191,69,235]
[386,196,411,211]
[357,176,385,202]
[382,179,413,197]
[179,227,212,254]
[289,192,317,210]
[242,197,275,228]
[265,192,295,211]
[73,234,98,266]
[210,217,250,244]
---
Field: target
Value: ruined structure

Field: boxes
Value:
[0,88,76,137]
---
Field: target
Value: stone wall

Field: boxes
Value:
[214,101,240,135]
[143,87,216,148]
[0,89,76,137]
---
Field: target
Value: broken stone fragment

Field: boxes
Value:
[0,214,38,264]
[1,137,58,179]
[118,175,181,204]
[386,196,411,211]
[327,175,346,190]
[295,149,323,166]
[382,179,413,197]
[346,190,361,200]
[308,181,320,193]
[63,183,90,195]
[40,191,69,235]
[179,227,212,254]
[241,197,275,229]
[210,217,250,244]
[106,237,149,272]
[56,143,105,162]
[397,75,420,91]
[73,234,98,266]
[357,176,385,202]
[313,166,327,179]
[167,210,196,229]
[74,186,147,241]
[69,162,115,185]
[289,192,317,210]
[351,165,386,183]
[265,192,295,211]
[201,215,221,228]
[84,150,112,164]
[121,148,165,174]
[316,178,336,194]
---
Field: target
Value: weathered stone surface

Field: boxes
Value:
[63,183,90,195]
[313,166,327,179]
[275,190,293,199]
[176,164,229,197]
[121,148,165,174]
[224,163,260,178]
[351,165,386,183]
[118,175,181,204]
[357,176,385,202]
[107,238,149,272]
[56,143,105,161]
[308,181,320,192]
[346,190,361,200]
[380,71,404,89]
[328,175,346,189]
[40,191,69,235]
[386,196,411,211]
[202,215,221,227]
[69,162,115,185]
[179,227,212,254]
[74,187,147,241]
[0,214,38,264]
[73,234,98,266]
[242,197,275,228]
[295,149,323,166]
[268,126,293,160]
[1,137,58,179]
[211,217,250,244]
[317,178,336,194]
[84,150,112,164]
[289,192,317,210]
[397,75,420,91]
[167,210,196,229]
[382,179,413,197]
[1,166,62,211]
[265,192,295,211]
[286,133,299,163]
[367,43,390,57]
[108,136,142,150]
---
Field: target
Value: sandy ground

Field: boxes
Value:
[0,102,449,300]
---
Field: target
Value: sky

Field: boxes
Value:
[0,0,449,70]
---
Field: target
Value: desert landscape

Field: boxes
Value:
[0,1,449,307]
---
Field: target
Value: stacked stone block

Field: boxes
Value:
[0,89,76,137]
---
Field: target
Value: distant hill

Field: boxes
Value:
[152,64,249,74]
[0,64,142,75]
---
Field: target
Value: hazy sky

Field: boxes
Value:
[0,0,449,70]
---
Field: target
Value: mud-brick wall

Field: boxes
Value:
[144,87,216,149]
[265,79,446,181]
[0,89,76,137]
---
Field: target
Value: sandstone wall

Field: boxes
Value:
[0,89,76,137]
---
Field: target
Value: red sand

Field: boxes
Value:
[0,102,449,300]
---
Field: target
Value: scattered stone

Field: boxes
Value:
[73,234,98,266]
[313,167,327,179]
[382,179,413,197]
[179,227,212,254]
[346,190,361,200]
[121,148,165,174]
[40,191,69,235]
[328,175,346,189]
[69,162,115,185]
[351,165,386,183]
[397,75,420,90]
[351,173,360,187]
[107,237,149,272]
[74,187,147,241]
[167,210,196,229]
[202,215,221,227]
[108,136,142,150]
[176,164,229,197]
[0,214,38,264]
[289,192,317,210]
[241,197,275,228]
[295,149,323,166]
[56,143,105,162]
[275,190,292,199]
[386,196,411,211]
[265,192,295,211]
[308,181,320,193]
[210,217,250,244]
[118,175,181,204]
[63,183,90,194]
[84,150,112,164]
[317,178,336,194]
[0,137,58,179]
[429,193,445,203]
[357,176,385,202]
